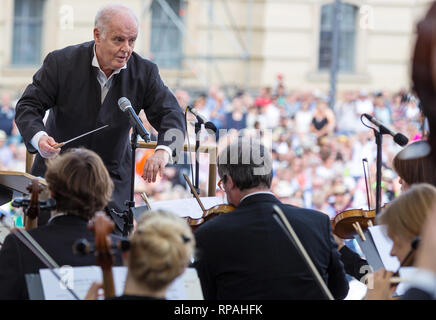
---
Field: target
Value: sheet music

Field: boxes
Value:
[166,268,204,300]
[368,225,400,271]
[39,266,127,300]
[150,196,223,219]
[39,266,203,300]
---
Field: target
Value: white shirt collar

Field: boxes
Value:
[240,191,275,203]
[92,44,127,79]
[47,212,68,224]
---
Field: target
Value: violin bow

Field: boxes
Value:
[0,214,81,300]
[272,205,334,300]
[362,158,373,212]
[183,173,206,213]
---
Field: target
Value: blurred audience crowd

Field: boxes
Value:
[137,76,423,221]
[0,74,425,221]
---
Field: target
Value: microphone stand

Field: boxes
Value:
[373,128,383,215]
[121,126,139,237]
[193,121,202,196]
[372,123,394,215]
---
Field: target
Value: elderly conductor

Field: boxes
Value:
[15,3,186,234]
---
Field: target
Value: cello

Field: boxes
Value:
[88,212,116,299]
[24,179,44,230]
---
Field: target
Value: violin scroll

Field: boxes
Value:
[24,179,44,230]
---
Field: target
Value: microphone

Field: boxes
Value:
[363,114,409,146]
[411,236,420,250]
[118,97,151,142]
[187,106,217,132]
[72,238,130,255]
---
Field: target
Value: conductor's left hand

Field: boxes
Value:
[142,149,169,183]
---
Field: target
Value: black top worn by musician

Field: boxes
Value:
[15,41,186,233]
[339,245,370,281]
[0,214,123,300]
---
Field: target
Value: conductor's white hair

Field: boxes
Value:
[94,3,138,38]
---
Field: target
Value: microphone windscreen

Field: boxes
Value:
[118,97,131,112]
[205,121,217,133]
[394,133,409,147]
[411,236,420,250]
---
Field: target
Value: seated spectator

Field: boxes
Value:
[310,99,336,140]
[254,86,272,107]
[224,97,247,130]
[0,93,15,136]
[294,100,313,135]
[0,130,14,169]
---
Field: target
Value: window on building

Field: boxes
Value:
[12,0,45,66]
[318,2,357,73]
[150,0,183,68]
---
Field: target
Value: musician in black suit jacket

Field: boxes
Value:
[0,148,123,300]
[14,4,185,233]
[193,138,349,300]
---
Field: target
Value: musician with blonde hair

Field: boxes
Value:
[86,210,195,300]
[365,183,436,299]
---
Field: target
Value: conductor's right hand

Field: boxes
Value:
[38,135,61,158]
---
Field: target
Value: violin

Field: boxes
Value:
[331,158,384,239]
[182,173,235,231]
[185,204,235,231]
[88,212,116,299]
[24,179,44,230]
[331,207,376,239]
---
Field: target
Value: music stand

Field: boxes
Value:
[0,171,48,205]
[0,171,50,226]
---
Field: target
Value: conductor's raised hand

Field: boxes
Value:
[38,135,61,158]
[142,149,169,183]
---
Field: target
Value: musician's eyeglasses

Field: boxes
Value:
[218,176,226,191]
